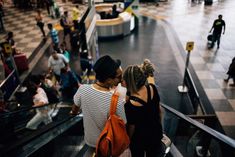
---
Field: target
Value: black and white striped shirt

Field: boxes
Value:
[73,84,126,147]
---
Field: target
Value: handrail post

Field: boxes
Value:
[178,41,194,93]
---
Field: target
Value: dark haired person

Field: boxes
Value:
[35,10,46,37]
[47,23,59,51]
[123,65,164,157]
[111,4,120,18]
[72,5,80,22]
[6,31,16,54]
[26,83,52,130]
[60,67,80,102]
[60,11,72,41]
[209,14,226,49]
[224,57,235,87]
[1,32,16,76]
[0,1,4,33]
[71,55,126,156]
[48,50,69,82]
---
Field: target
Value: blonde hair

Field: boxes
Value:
[123,65,146,94]
[141,59,158,77]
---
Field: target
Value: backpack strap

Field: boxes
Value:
[109,93,119,116]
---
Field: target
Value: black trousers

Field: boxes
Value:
[37,22,45,36]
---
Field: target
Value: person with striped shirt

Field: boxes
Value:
[71,55,126,156]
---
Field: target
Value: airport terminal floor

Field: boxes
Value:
[0,0,235,156]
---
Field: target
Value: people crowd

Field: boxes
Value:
[0,1,85,132]
[71,55,165,157]
[0,1,234,156]
[99,4,121,19]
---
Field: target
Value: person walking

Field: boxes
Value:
[209,14,226,49]
[71,55,126,157]
[72,5,80,22]
[60,11,72,41]
[224,57,235,87]
[0,1,4,33]
[60,67,80,102]
[47,23,59,51]
[48,50,69,82]
[155,0,159,6]
[122,65,165,157]
[48,0,55,18]
[35,10,46,37]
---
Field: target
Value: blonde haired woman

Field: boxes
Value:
[122,65,164,157]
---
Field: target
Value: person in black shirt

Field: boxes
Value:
[0,1,4,33]
[123,65,165,157]
[111,5,120,18]
[224,57,235,86]
[209,14,226,49]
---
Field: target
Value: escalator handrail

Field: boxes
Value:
[185,69,206,114]
[161,103,235,149]
[0,112,82,156]
[0,102,60,118]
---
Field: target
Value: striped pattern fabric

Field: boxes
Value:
[50,28,59,44]
[73,84,126,147]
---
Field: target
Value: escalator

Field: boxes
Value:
[0,7,234,157]
[1,100,234,157]
[0,101,84,157]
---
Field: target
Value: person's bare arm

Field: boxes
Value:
[209,21,215,33]
[33,101,46,107]
[223,22,226,34]
[70,104,80,115]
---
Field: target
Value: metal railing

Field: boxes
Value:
[0,103,82,157]
[161,103,235,157]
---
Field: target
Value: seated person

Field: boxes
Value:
[99,5,120,19]
[100,11,107,19]
[111,4,120,18]
[106,9,113,19]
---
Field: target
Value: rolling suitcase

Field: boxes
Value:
[14,53,29,72]
[207,34,213,48]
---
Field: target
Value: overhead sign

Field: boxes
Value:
[3,43,12,54]
[186,42,194,51]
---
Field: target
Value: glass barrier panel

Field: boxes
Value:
[162,108,235,157]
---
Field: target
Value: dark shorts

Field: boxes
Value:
[63,28,71,36]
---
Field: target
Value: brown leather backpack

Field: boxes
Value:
[96,94,130,157]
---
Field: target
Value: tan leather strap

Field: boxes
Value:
[109,94,119,116]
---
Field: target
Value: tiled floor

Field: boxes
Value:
[0,0,235,138]
[139,0,235,138]
[0,0,87,58]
